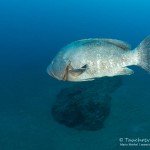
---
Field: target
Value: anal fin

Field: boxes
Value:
[117,67,134,75]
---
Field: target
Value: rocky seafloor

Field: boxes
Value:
[51,77,122,131]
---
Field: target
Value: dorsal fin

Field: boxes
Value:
[101,39,131,50]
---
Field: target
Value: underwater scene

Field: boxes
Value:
[0,0,150,149]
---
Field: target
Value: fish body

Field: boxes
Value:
[47,36,150,82]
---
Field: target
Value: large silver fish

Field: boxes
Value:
[47,36,150,82]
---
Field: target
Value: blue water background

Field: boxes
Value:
[0,0,150,150]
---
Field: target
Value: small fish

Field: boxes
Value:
[47,36,150,82]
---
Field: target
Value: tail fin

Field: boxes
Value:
[136,36,150,72]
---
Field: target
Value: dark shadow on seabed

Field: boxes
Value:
[51,76,123,131]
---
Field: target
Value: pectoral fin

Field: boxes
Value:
[68,64,87,77]
[69,68,86,77]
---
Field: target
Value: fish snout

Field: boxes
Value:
[47,64,57,79]
[47,59,68,81]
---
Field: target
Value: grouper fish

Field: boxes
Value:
[47,36,150,82]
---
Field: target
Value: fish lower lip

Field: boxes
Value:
[50,71,55,78]
[50,71,56,79]
[47,67,62,80]
[47,67,55,78]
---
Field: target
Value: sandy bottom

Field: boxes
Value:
[0,68,150,150]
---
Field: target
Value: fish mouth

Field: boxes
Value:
[47,64,68,81]
[47,66,59,80]
[47,60,71,81]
